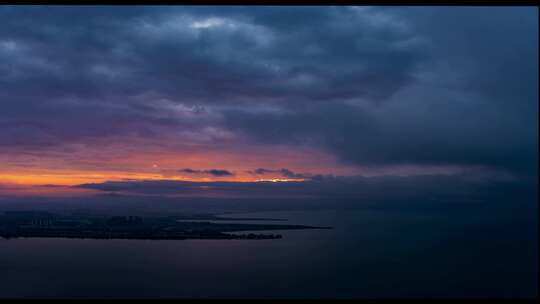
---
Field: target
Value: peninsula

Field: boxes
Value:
[0,211,331,240]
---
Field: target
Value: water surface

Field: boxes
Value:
[0,208,537,298]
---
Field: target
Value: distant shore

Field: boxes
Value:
[0,211,331,241]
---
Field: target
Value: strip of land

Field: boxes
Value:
[0,211,331,240]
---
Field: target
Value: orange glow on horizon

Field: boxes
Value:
[0,140,361,196]
[0,170,310,187]
[0,172,311,197]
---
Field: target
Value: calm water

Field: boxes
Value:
[0,208,537,298]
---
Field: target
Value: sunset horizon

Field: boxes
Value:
[0,4,537,300]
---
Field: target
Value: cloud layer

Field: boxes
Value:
[178,168,234,176]
[0,6,537,186]
[76,172,537,202]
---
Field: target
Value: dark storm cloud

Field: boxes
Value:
[0,6,423,103]
[179,168,234,176]
[0,6,537,178]
[0,6,423,117]
[223,7,538,178]
[247,168,310,179]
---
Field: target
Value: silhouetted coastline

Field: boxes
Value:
[0,211,330,241]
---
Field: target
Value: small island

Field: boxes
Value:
[0,211,331,240]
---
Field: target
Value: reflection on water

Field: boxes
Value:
[0,209,537,298]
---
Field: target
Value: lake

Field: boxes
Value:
[0,207,537,298]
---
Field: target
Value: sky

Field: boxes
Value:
[0,6,537,199]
